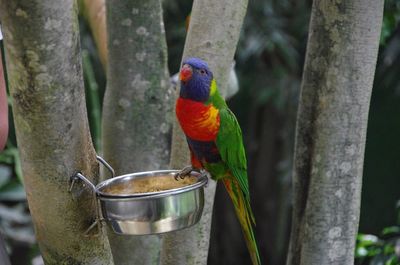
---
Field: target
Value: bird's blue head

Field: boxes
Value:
[179,57,213,102]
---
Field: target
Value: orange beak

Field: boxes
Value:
[179,64,192,82]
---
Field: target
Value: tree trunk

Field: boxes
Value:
[162,0,248,263]
[286,0,384,264]
[101,0,173,264]
[0,1,113,264]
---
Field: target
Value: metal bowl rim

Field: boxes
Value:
[95,169,208,199]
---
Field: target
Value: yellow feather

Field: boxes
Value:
[223,177,261,265]
[197,104,219,130]
[210,79,217,96]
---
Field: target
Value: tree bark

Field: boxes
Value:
[286,0,384,264]
[101,0,173,264]
[0,1,113,264]
[162,0,248,263]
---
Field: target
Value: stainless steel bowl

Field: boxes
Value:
[95,170,207,235]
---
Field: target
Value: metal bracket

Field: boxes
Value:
[68,155,115,236]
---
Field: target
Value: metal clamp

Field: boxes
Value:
[68,155,115,236]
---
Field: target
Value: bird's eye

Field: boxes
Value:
[199,69,206,75]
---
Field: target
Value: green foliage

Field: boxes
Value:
[356,202,400,265]
[381,1,400,45]
[235,0,310,110]
[82,50,102,151]
[79,18,107,153]
[0,143,35,264]
[0,142,22,184]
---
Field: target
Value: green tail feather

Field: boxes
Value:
[223,178,261,265]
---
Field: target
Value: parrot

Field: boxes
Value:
[175,57,261,265]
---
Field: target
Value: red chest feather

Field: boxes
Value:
[176,98,220,141]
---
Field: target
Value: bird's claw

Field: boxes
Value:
[174,166,198,180]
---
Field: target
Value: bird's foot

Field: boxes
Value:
[174,166,200,180]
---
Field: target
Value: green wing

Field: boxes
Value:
[215,107,250,200]
[207,79,250,199]
[211,81,257,249]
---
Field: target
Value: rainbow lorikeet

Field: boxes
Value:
[175,57,261,265]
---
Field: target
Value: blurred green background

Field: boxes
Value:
[0,0,399,264]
